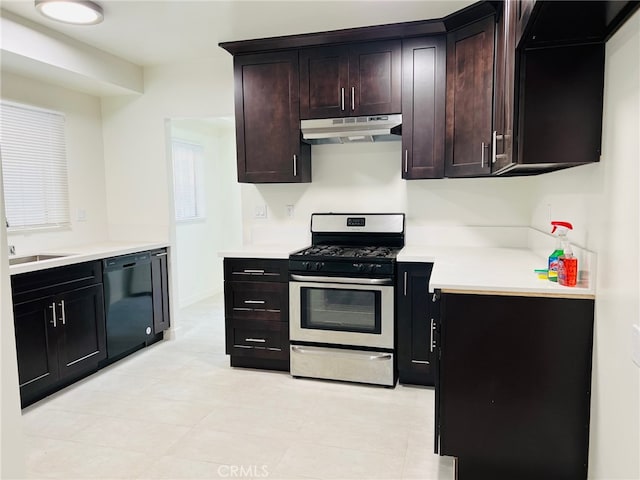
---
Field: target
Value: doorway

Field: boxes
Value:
[168,117,241,308]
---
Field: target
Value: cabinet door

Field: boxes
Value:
[401,36,446,179]
[349,40,401,116]
[445,16,495,177]
[300,46,349,119]
[438,293,594,479]
[151,250,171,332]
[234,51,311,183]
[492,1,517,173]
[56,284,106,380]
[13,296,59,407]
[397,263,436,386]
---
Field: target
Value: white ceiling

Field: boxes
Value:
[0,0,474,66]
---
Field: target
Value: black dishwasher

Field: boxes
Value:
[102,252,157,364]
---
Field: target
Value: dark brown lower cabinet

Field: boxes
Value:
[14,283,106,407]
[224,258,290,371]
[396,263,437,385]
[436,292,594,480]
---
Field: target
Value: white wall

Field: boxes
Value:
[1,71,109,255]
[241,141,534,245]
[171,118,241,307]
[529,12,640,479]
[101,54,234,243]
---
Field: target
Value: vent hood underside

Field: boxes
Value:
[301,114,402,145]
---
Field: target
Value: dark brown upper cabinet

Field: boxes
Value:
[401,36,446,179]
[491,0,638,176]
[444,15,495,178]
[492,0,517,173]
[234,51,311,183]
[299,40,402,119]
[510,43,605,174]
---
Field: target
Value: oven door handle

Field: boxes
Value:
[290,274,393,285]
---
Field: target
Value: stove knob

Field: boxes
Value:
[367,264,375,273]
[315,262,324,271]
[303,261,311,270]
[357,263,366,272]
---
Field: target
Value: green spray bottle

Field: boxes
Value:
[548,221,573,282]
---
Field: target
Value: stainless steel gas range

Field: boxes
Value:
[288,213,405,387]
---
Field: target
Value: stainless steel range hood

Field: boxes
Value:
[301,114,402,145]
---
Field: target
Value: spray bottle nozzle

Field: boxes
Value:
[551,221,573,235]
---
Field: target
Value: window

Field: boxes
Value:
[171,139,205,221]
[0,100,70,230]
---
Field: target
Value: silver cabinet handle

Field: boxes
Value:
[404,149,408,173]
[245,338,266,343]
[341,87,345,111]
[412,360,430,365]
[351,86,355,111]
[403,271,408,296]
[293,154,297,177]
[59,300,66,325]
[492,130,497,164]
[244,300,265,304]
[430,318,435,353]
[432,292,437,302]
[154,252,168,257]
[243,269,264,274]
[481,142,487,168]
[49,302,57,328]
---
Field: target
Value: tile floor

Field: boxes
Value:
[21,295,454,480]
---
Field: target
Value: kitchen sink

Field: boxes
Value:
[9,254,69,266]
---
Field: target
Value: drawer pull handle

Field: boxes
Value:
[245,338,266,343]
[243,269,265,274]
[244,300,266,304]
[411,360,430,365]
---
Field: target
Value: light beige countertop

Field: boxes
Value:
[9,241,169,275]
[398,246,595,299]
[217,243,594,299]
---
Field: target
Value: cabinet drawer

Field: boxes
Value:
[225,282,289,321]
[224,258,288,283]
[12,261,103,304]
[230,321,289,361]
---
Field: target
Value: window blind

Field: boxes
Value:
[172,139,205,221]
[0,101,70,230]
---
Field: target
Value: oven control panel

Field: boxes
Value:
[289,259,394,276]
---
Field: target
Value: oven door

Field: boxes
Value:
[289,275,394,349]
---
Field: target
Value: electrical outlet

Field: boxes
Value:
[254,205,267,219]
[286,205,295,217]
[77,208,87,222]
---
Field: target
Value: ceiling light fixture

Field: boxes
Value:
[35,0,104,25]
